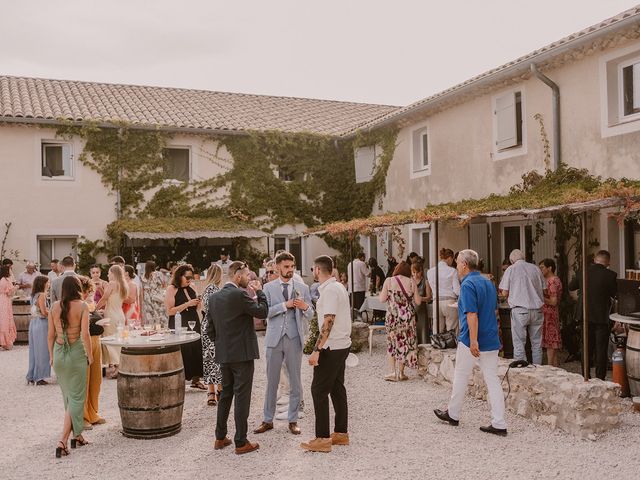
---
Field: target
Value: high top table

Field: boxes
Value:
[101,332,201,439]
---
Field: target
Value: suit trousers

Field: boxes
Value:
[588,322,610,380]
[311,347,349,438]
[511,307,543,365]
[216,360,254,447]
[447,343,506,429]
[264,335,302,422]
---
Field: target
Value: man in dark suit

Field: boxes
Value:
[206,261,268,455]
[569,250,618,380]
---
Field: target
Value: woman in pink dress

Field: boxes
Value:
[539,258,563,367]
[123,265,141,327]
[0,265,18,349]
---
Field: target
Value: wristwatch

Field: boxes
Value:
[312,346,320,353]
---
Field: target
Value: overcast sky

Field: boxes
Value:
[1,0,639,106]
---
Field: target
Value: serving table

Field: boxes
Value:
[610,313,640,396]
[101,332,201,439]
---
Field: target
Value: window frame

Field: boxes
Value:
[491,87,527,161]
[40,141,74,181]
[617,55,640,123]
[410,124,431,179]
[162,146,192,184]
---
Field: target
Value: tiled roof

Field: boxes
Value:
[348,5,640,134]
[0,75,398,136]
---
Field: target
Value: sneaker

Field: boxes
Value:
[300,437,332,453]
[330,432,349,446]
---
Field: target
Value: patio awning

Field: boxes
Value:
[124,229,267,240]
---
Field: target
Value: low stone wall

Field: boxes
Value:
[417,344,624,438]
[350,321,369,353]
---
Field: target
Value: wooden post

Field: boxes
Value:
[581,212,590,382]
[349,234,355,321]
[434,220,440,334]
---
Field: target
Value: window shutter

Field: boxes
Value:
[62,144,72,175]
[633,63,640,110]
[354,145,376,183]
[495,92,517,150]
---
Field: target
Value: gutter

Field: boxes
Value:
[344,11,640,138]
[530,64,560,171]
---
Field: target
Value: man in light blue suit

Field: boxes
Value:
[253,251,314,436]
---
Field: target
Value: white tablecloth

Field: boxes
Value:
[359,295,387,313]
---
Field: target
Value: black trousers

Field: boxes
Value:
[588,323,610,380]
[311,347,349,438]
[216,360,254,447]
[352,291,365,311]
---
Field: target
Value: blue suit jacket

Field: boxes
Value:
[263,278,314,349]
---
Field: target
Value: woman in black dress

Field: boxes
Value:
[164,264,205,389]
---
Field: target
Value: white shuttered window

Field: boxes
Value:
[494,91,523,152]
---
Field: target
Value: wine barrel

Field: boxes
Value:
[626,325,640,396]
[117,345,185,439]
[13,300,32,344]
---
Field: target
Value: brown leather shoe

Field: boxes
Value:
[288,422,301,435]
[253,422,273,434]
[330,432,349,445]
[235,441,259,455]
[300,437,332,453]
[214,437,232,450]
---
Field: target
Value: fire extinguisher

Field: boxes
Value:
[612,339,630,398]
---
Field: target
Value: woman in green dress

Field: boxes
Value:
[48,276,93,458]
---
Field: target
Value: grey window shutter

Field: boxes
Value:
[633,63,640,110]
[354,145,376,183]
[495,92,517,150]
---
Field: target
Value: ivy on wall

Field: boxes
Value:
[56,123,398,265]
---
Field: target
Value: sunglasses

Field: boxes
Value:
[184,275,194,280]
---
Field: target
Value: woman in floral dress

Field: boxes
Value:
[539,258,563,367]
[0,265,17,350]
[379,261,424,381]
[201,264,223,405]
[140,261,167,326]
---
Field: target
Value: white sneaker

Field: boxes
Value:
[276,395,290,406]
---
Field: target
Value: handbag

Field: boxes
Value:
[431,329,458,349]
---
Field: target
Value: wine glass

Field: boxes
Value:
[142,321,153,339]
[188,320,196,332]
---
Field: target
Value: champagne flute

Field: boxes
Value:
[188,320,196,332]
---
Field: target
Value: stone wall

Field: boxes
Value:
[417,344,624,438]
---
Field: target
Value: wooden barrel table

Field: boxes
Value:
[13,298,32,344]
[626,324,640,396]
[102,332,200,439]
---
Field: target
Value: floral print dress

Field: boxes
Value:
[201,283,222,385]
[141,272,167,325]
[384,278,418,369]
[542,276,563,349]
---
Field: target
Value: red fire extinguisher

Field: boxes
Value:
[612,339,630,398]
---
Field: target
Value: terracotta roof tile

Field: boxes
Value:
[0,76,398,136]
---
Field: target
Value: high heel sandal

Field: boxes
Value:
[70,435,89,449]
[207,392,217,406]
[55,441,69,458]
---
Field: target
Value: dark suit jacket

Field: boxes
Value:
[569,263,617,324]
[206,283,268,364]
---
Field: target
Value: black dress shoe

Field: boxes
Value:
[479,425,508,436]
[433,409,459,426]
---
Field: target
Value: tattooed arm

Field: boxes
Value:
[308,314,335,366]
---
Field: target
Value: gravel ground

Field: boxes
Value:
[1,332,639,480]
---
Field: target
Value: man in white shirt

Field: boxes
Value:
[215,249,232,278]
[426,248,461,333]
[17,262,41,297]
[47,259,60,283]
[499,249,547,365]
[301,255,352,453]
[346,252,369,311]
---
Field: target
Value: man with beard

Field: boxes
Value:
[206,261,268,455]
[254,251,314,436]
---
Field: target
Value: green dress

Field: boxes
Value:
[53,315,88,437]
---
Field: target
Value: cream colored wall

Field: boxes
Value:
[381,40,640,214]
[0,125,116,272]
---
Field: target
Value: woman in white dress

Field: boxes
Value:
[96,265,128,379]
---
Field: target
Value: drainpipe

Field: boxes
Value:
[530,64,560,171]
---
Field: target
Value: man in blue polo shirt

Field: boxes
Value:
[434,249,507,436]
